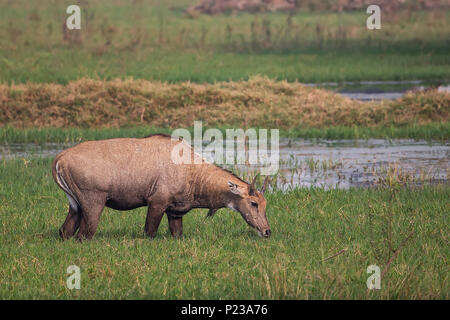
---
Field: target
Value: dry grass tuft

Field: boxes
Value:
[0,77,448,129]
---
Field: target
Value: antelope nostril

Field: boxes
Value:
[263,229,271,237]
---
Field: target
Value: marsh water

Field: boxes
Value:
[308,80,450,101]
[1,139,448,189]
[272,139,449,189]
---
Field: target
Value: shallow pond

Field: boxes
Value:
[1,139,448,189]
[307,80,450,101]
[272,139,449,189]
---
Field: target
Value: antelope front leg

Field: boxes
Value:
[144,204,166,238]
[167,214,183,238]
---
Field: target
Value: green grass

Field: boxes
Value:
[1,45,448,84]
[0,157,448,299]
[0,1,449,84]
[1,123,449,144]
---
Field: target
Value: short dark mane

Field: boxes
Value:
[144,133,172,139]
[214,164,249,185]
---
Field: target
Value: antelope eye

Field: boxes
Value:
[251,201,258,208]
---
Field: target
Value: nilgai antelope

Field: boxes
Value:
[52,134,271,241]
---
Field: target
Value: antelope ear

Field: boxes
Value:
[228,181,241,196]
[248,174,258,196]
[261,176,270,195]
[250,174,258,187]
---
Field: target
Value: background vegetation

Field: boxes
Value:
[0,0,448,84]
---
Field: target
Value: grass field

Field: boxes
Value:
[0,157,448,299]
[0,0,449,84]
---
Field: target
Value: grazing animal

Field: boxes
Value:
[52,134,271,241]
